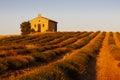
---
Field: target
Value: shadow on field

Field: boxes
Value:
[87,57,97,80]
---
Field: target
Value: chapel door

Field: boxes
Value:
[38,24,41,32]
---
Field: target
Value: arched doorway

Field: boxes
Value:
[38,24,41,32]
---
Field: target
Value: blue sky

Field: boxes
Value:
[0,0,120,34]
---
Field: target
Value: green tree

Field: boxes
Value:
[20,21,31,35]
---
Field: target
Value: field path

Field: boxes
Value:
[96,32,120,80]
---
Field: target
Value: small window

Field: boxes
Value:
[43,24,45,27]
[39,20,40,22]
[34,24,36,28]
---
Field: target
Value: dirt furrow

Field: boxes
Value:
[96,32,120,80]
